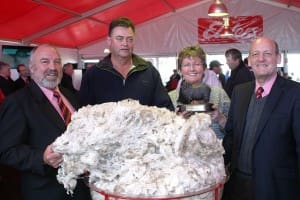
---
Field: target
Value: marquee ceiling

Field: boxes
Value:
[1,0,299,49]
[0,0,201,48]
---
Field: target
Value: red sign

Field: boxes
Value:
[198,15,263,44]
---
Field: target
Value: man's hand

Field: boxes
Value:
[43,144,63,168]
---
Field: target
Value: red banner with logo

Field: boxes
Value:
[198,15,263,44]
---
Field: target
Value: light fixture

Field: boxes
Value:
[103,48,110,54]
[220,17,233,37]
[208,0,229,17]
[220,27,234,37]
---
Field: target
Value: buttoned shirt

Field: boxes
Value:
[38,84,75,119]
[255,74,277,98]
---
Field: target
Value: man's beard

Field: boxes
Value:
[32,69,62,89]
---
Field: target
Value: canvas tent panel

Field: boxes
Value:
[0,0,199,48]
[0,0,300,55]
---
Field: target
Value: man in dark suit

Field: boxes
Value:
[222,37,300,199]
[60,62,78,95]
[0,61,16,96]
[0,44,91,200]
[224,48,254,98]
[14,64,31,90]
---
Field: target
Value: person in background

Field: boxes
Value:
[169,45,230,139]
[0,61,16,96]
[0,64,21,200]
[243,57,252,71]
[85,63,95,70]
[165,69,181,92]
[222,37,300,200]
[0,44,92,200]
[82,63,96,74]
[202,62,222,87]
[283,72,292,80]
[0,88,4,106]
[60,62,78,95]
[225,70,230,81]
[79,17,174,111]
[14,64,31,90]
[224,48,254,98]
[209,60,226,88]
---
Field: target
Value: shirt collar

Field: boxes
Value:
[255,74,277,97]
[37,83,59,100]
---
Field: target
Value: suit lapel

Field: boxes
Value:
[59,86,79,110]
[236,83,255,145]
[253,76,284,143]
[28,82,66,131]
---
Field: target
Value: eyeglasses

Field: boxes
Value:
[181,63,204,68]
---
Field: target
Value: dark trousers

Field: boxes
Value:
[222,170,254,200]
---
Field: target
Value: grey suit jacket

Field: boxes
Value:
[0,81,91,200]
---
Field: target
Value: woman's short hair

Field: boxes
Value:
[177,45,207,70]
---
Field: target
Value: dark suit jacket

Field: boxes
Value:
[223,75,300,199]
[0,81,91,200]
[14,76,30,90]
[60,73,78,95]
[0,76,16,96]
[224,63,254,98]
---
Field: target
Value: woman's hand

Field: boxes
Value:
[209,105,227,128]
[175,106,194,119]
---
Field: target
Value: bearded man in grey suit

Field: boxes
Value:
[0,44,91,200]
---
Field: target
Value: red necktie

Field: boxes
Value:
[53,91,72,125]
[256,87,264,99]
